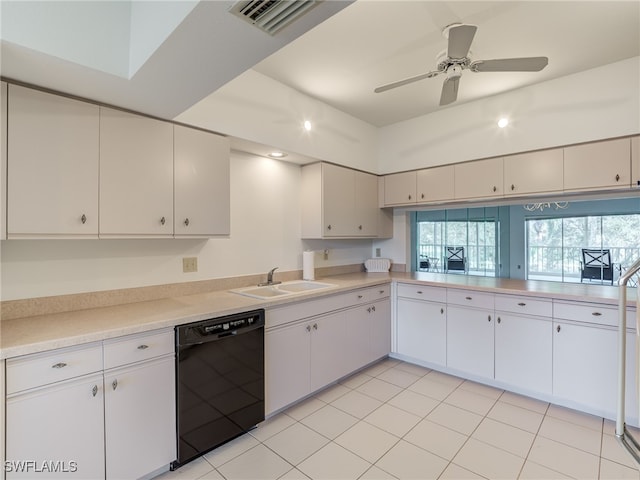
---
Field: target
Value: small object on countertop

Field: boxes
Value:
[303,250,315,280]
[365,258,391,273]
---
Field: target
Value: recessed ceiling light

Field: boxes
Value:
[303,120,312,131]
[268,151,287,158]
[497,117,509,128]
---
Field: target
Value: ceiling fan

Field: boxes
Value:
[374,23,549,106]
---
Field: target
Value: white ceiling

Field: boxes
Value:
[252,1,640,127]
[1,0,638,132]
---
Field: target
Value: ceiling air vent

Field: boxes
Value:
[229,0,321,35]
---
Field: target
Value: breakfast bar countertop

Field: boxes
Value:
[1,271,636,360]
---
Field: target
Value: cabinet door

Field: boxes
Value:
[416,165,454,203]
[370,299,391,362]
[311,311,354,391]
[454,157,503,200]
[564,138,631,191]
[1,82,6,240]
[104,356,176,480]
[8,85,99,237]
[99,108,173,237]
[495,313,552,395]
[553,322,637,419]
[174,126,230,237]
[354,171,379,236]
[447,306,494,379]
[383,171,416,205]
[6,373,105,479]
[504,149,563,196]
[632,136,639,187]
[322,163,356,236]
[265,323,311,415]
[397,298,446,366]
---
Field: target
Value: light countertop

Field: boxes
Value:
[1,272,636,360]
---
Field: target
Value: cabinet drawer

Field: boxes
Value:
[495,294,552,317]
[103,329,174,370]
[360,284,390,302]
[7,342,103,394]
[447,289,494,309]
[397,283,446,303]
[553,301,619,327]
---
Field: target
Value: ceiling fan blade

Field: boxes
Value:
[439,76,459,106]
[447,24,477,59]
[471,56,548,72]
[374,70,441,93]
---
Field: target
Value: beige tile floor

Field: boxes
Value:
[156,358,640,480]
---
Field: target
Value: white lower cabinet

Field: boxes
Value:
[447,305,495,379]
[104,356,175,480]
[397,298,446,366]
[6,373,105,479]
[5,329,175,479]
[494,313,552,395]
[265,285,390,415]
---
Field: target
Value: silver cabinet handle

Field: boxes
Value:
[421,193,425,199]
[465,296,472,300]
[517,302,526,306]
[592,312,602,316]
[81,214,87,224]
[616,174,620,182]
[184,218,190,227]
[379,290,385,295]
[557,325,561,333]
[417,291,423,294]
[327,225,332,230]
[367,307,372,313]
[511,184,515,191]
[313,323,318,330]
[497,317,501,324]
[371,305,376,312]
[160,216,166,226]
[488,315,492,322]
[112,379,118,390]
[440,308,444,314]
[92,385,98,397]
[492,186,497,192]
[52,362,67,369]
[137,344,149,350]
[358,295,363,299]
[306,325,311,332]
[408,194,412,200]
[358,225,363,230]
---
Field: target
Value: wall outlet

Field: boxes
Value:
[183,257,198,273]
[375,248,381,257]
[323,249,329,260]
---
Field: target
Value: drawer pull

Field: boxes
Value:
[51,362,67,369]
[92,385,98,397]
[592,312,602,316]
[112,379,118,390]
[137,344,149,350]
[557,325,561,333]
[497,317,501,324]
[440,308,444,314]
[367,307,372,313]
[313,323,318,330]
[358,295,363,299]
[417,291,423,295]
[379,290,385,294]
[488,315,492,322]
[372,305,376,312]
[465,296,472,300]
[306,325,311,332]
[517,302,526,307]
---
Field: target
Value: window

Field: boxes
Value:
[526,214,640,283]
[415,207,500,277]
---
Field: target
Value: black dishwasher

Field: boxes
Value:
[172,309,265,469]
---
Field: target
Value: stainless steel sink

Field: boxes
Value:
[231,280,336,299]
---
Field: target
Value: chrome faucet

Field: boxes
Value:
[259,267,281,286]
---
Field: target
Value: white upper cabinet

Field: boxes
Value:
[416,165,455,203]
[383,171,416,206]
[504,148,563,197]
[564,137,631,192]
[455,157,503,200]
[631,136,639,188]
[174,125,230,237]
[1,82,6,240]
[7,85,99,238]
[302,162,385,238]
[99,108,174,237]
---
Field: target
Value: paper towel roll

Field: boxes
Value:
[303,250,315,280]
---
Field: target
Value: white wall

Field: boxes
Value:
[175,70,379,173]
[0,152,374,301]
[378,57,640,174]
